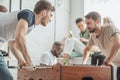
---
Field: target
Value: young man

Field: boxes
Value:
[63,17,90,63]
[82,11,120,80]
[0,0,55,80]
[40,42,63,65]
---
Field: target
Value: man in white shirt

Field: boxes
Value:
[40,42,63,65]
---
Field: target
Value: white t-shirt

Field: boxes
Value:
[88,23,120,66]
[39,51,57,65]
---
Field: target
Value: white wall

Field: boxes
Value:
[70,0,84,39]
[55,0,70,41]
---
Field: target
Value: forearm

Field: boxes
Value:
[15,36,32,63]
[8,41,24,61]
[80,38,89,44]
[84,39,89,43]
[105,45,120,64]
[82,48,90,64]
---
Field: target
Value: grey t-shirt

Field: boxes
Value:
[0,9,35,43]
[88,23,120,66]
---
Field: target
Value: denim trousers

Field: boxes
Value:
[0,52,13,80]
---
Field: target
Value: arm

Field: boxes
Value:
[82,44,93,64]
[8,40,26,66]
[80,38,89,43]
[14,19,32,66]
[103,33,120,65]
[80,32,90,45]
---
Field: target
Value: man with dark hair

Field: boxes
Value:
[76,17,90,45]
[82,11,120,80]
[63,17,90,64]
[0,0,55,79]
[40,42,63,65]
[75,17,83,24]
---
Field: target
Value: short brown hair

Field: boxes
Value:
[34,0,55,14]
[85,11,101,22]
[75,17,83,24]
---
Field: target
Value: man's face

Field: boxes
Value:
[76,22,86,32]
[41,10,53,26]
[85,18,98,33]
[53,45,63,57]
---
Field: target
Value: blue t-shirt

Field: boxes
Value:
[17,9,35,27]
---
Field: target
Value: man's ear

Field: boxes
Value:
[96,19,100,24]
[41,10,47,17]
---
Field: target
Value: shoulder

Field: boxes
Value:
[41,51,51,56]
[18,9,34,19]
[18,9,33,15]
[17,9,35,27]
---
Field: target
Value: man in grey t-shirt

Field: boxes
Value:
[0,0,55,80]
[82,11,120,80]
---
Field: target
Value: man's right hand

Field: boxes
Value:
[25,62,35,71]
[18,59,26,67]
[19,60,35,71]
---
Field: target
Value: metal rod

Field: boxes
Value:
[19,0,22,10]
[8,66,52,69]
[9,0,11,12]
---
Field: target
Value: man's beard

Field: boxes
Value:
[41,17,47,26]
[41,21,46,26]
[89,28,96,33]
[89,24,97,33]
[53,51,58,57]
[51,50,58,57]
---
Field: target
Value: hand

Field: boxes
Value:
[25,62,35,71]
[64,54,70,60]
[62,54,70,65]
[80,38,86,42]
[18,60,26,67]
[101,62,112,67]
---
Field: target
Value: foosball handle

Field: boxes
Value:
[82,76,93,80]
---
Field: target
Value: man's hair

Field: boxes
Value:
[53,42,62,47]
[85,11,101,22]
[34,0,55,14]
[75,17,83,24]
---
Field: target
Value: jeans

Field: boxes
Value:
[0,52,13,80]
[91,52,106,66]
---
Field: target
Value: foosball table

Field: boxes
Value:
[15,64,113,80]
